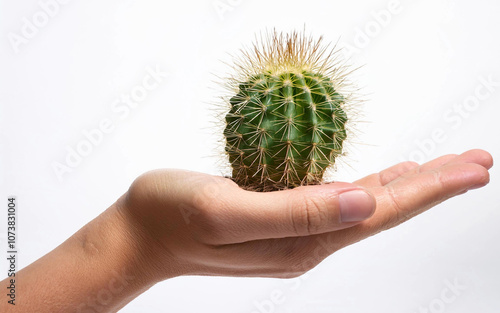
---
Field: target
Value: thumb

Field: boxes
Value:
[218,182,376,243]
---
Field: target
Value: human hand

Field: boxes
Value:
[121,149,492,281]
[2,149,491,313]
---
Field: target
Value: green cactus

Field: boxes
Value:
[222,30,353,191]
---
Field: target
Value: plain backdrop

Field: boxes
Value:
[1,0,499,312]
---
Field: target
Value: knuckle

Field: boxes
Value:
[382,185,409,230]
[292,193,329,236]
[431,169,446,190]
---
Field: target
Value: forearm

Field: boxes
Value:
[0,195,158,313]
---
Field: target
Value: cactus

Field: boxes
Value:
[222,30,354,191]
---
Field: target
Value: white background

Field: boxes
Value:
[1,0,499,312]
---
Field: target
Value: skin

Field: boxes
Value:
[0,149,493,313]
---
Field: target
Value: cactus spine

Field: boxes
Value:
[222,30,354,191]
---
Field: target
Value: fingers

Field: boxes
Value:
[414,154,458,173]
[404,149,492,176]
[354,161,419,188]
[355,149,492,188]
[206,182,376,244]
[332,161,491,246]
[384,162,490,216]
[441,149,493,169]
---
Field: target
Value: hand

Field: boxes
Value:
[1,149,492,313]
[121,149,492,281]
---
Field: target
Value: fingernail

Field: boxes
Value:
[339,189,375,223]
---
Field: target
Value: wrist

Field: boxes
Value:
[112,192,185,282]
[1,195,167,313]
[71,196,158,305]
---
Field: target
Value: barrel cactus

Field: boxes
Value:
[221,30,356,191]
